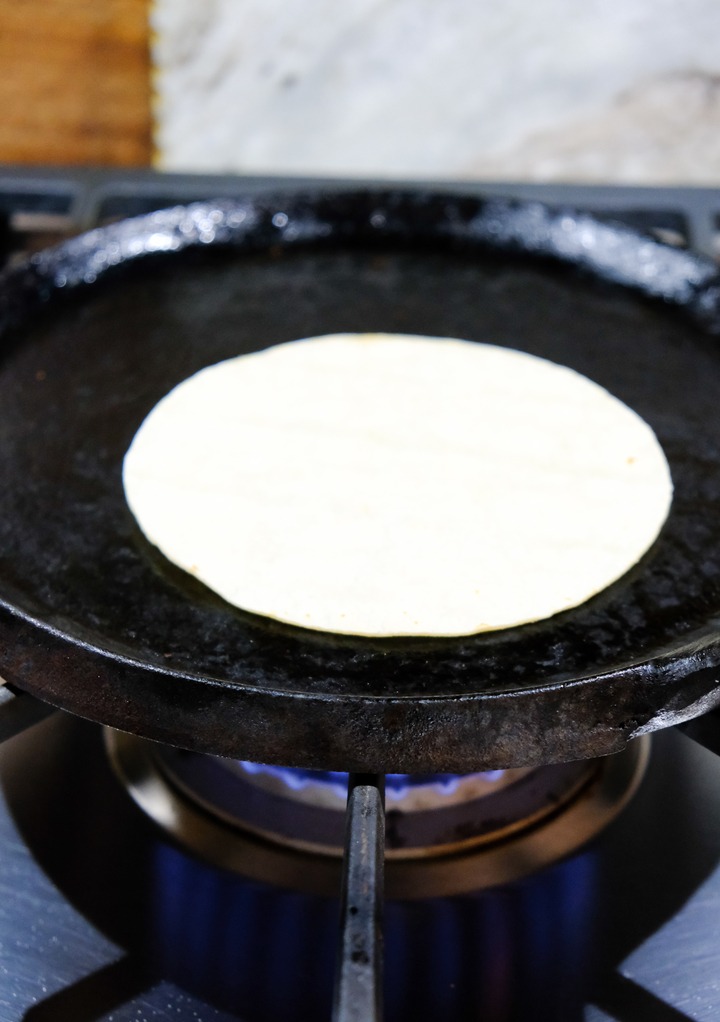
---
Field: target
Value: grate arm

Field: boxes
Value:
[678,707,720,758]
[332,773,385,1022]
[0,677,57,744]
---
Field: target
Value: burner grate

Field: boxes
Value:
[0,167,719,262]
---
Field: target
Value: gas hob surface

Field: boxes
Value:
[2,716,720,1021]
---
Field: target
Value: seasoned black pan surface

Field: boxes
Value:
[1,190,720,771]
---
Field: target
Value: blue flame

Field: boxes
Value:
[238,761,505,800]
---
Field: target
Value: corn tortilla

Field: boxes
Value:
[123,333,673,637]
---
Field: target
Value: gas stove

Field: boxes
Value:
[1,169,720,1022]
[3,712,720,1021]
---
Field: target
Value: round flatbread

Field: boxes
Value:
[123,333,673,637]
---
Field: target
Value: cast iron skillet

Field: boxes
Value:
[1,189,720,772]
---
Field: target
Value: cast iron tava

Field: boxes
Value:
[1,189,720,772]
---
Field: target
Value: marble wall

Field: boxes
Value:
[152,0,720,183]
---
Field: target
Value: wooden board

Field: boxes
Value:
[0,0,152,167]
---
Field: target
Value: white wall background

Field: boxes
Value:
[152,0,720,183]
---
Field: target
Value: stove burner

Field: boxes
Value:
[106,731,649,897]
[234,761,509,810]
